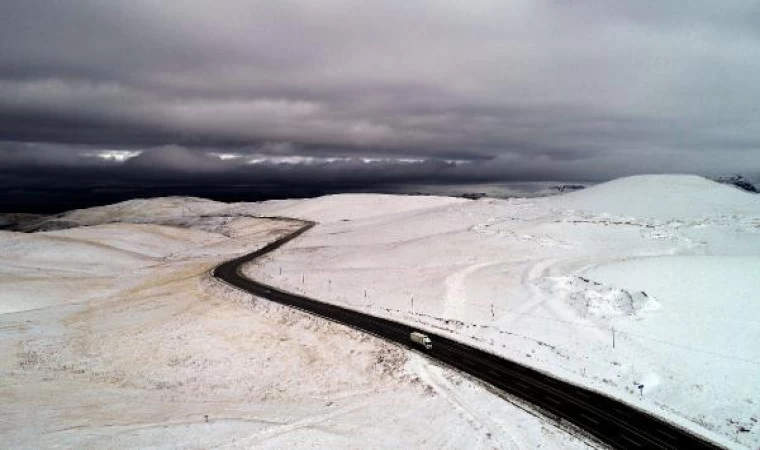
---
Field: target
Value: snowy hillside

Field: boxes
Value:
[246,175,759,448]
[0,198,589,448]
[244,193,467,223]
[555,174,759,220]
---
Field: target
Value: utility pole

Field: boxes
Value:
[612,326,616,349]
[490,303,494,320]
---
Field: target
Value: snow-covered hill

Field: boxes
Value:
[2,174,757,447]
[555,174,759,220]
[245,193,467,224]
[0,197,588,448]
[247,175,759,448]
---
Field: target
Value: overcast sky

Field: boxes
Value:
[2,0,759,187]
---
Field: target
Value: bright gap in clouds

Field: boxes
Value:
[82,150,143,162]
[86,149,469,167]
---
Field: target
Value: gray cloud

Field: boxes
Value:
[1,0,759,186]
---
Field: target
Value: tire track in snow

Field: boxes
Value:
[408,355,521,449]
[443,261,499,320]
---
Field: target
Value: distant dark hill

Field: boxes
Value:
[715,175,759,193]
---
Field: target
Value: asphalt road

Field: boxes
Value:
[213,219,723,450]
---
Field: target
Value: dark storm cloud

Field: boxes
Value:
[1,0,759,185]
[0,143,461,188]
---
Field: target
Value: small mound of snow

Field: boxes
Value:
[585,256,760,329]
[554,175,760,221]
[538,276,659,318]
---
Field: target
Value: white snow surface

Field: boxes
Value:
[0,198,590,449]
[555,174,759,220]
[245,175,760,448]
[244,193,467,223]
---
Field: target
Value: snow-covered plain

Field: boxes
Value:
[245,175,760,448]
[0,197,590,449]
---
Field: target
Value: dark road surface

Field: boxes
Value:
[213,219,723,449]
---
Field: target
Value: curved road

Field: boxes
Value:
[213,218,723,449]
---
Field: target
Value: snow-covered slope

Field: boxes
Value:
[554,174,758,220]
[247,175,759,448]
[0,198,589,449]
[245,193,466,223]
[61,196,228,224]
